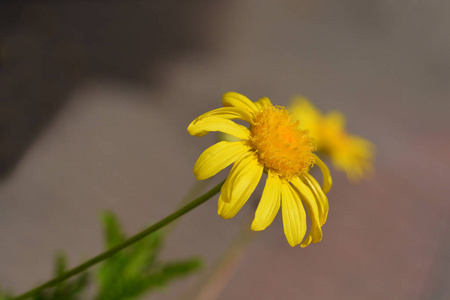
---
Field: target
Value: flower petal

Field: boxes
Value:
[325,111,346,130]
[218,154,263,219]
[254,97,272,110]
[188,117,251,140]
[312,154,332,194]
[220,153,253,202]
[217,194,226,216]
[194,107,254,125]
[194,141,250,180]
[291,176,323,247]
[302,173,329,226]
[222,92,258,113]
[289,96,322,133]
[251,171,281,231]
[332,135,375,181]
[281,182,307,247]
[291,177,320,223]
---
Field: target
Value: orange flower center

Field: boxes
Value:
[251,106,315,179]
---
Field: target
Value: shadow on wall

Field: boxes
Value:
[0,0,215,178]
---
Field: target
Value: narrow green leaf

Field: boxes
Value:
[95,212,202,300]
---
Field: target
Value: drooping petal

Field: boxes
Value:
[254,97,272,110]
[251,171,281,231]
[194,107,254,125]
[218,154,263,219]
[291,177,323,247]
[188,117,251,140]
[291,176,320,224]
[302,173,329,225]
[194,141,250,180]
[220,153,254,202]
[281,181,307,247]
[217,194,226,216]
[312,154,332,194]
[222,92,258,113]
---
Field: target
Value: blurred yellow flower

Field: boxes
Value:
[290,97,374,181]
[188,92,332,247]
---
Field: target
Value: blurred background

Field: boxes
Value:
[1,0,449,299]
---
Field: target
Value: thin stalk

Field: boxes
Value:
[13,179,225,300]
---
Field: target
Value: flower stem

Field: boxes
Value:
[13,179,225,300]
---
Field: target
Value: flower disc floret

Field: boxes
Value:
[251,106,315,180]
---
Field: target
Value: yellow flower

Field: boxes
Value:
[188,92,332,247]
[290,97,374,181]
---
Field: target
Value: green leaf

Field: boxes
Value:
[95,211,202,300]
[101,211,127,248]
[0,287,14,300]
[2,211,201,300]
[29,253,89,300]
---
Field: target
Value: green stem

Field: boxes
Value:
[13,179,225,300]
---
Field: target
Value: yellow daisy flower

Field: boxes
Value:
[188,92,332,247]
[290,97,374,181]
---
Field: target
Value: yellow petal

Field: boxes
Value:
[291,177,323,247]
[194,107,254,125]
[194,141,250,180]
[251,171,281,231]
[302,173,329,226]
[218,154,263,219]
[289,96,322,135]
[220,153,253,202]
[291,177,320,224]
[188,117,251,140]
[222,92,258,113]
[303,236,313,248]
[324,111,346,131]
[290,96,321,118]
[254,97,272,110]
[217,194,226,215]
[217,132,242,143]
[312,154,332,194]
[281,182,306,247]
[331,135,375,181]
